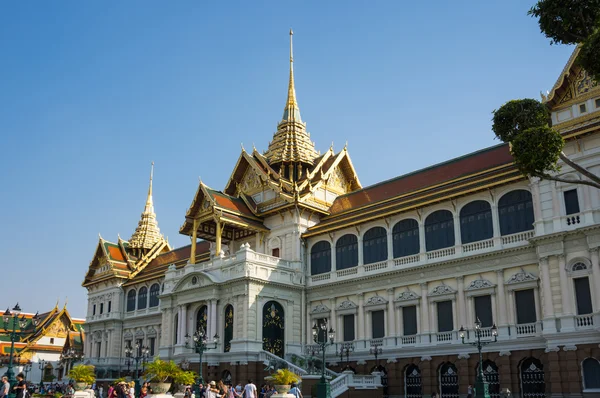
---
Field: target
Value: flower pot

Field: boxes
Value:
[150,383,171,394]
[74,383,88,391]
[273,385,291,394]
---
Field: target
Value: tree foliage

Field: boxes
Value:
[529,0,600,79]
[492,99,600,189]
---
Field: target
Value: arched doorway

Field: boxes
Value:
[520,358,545,398]
[476,360,500,398]
[221,370,232,384]
[405,364,422,398]
[439,362,459,398]
[262,301,285,357]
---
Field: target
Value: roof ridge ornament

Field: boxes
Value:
[129,162,164,254]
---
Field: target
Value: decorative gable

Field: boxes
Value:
[365,295,388,306]
[337,300,357,310]
[310,304,330,314]
[429,285,456,296]
[465,279,495,291]
[506,270,537,285]
[395,291,420,301]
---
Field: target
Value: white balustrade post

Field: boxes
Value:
[540,257,557,333]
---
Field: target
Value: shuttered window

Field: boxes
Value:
[474,295,493,327]
[371,310,385,339]
[392,219,420,258]
[564,189,580,215]
[574,277,593,315]
[437,301,453,332]
[343,314,355,341]
[402,306,418,336]
[515,289,536,324]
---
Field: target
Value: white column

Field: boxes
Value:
[177,305,183,344]
[357,293,365,340]
[453,214,462,247]
[329,299,336,341]
[420,283,429,334]
[387,289,396,336]
[507,290,515,326]
[398,306,405,336]
[243,294,249,341]
[466,296,474,327]
[540,257,555,319]
[182,305,188,341]
[550,182,562,231]
[365,310,371,339]
[558,255,572,315]
[591,249,600,311]
[529,178,544,235]
[387,230,394,260]
[358,237,364,266]
[418,222,427,261]
[210,299,217,338]
[457,276,466,327]
[330,240,337,272]
[491,204,501,238]
[496,271,507,324]
[307,310,313,343]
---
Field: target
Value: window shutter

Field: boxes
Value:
[574,277,593,315]
[437,301,453,332]
[474,295,493,327]
[402,305,418,335]
[343,314,355,341]
[371,310,385,338]
[515,289,537,324]
[564,189,580,215]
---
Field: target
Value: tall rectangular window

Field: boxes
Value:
[437,301,453,332]
[92,304,96,316]
[564,189,580,215]
[149,337,156,356]
[96,342,101,358]
[515,289,537,324]
[271,248,280,258]
[474,295,493,327]
[316,318,327,343]
[108,301,112,313]
[99,303,104,315]
[402,305,417,336]
[343,314,355,341]
[371,310,385,339]
[574,277,593,315]
[136,339,143,356]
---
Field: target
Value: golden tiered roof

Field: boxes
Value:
[129,162,163,252]
[263,30,320,166]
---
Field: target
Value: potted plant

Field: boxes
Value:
[67,364,96,391]
[143,358,182,394]
[173,370,197,392]
[265,369,301,394]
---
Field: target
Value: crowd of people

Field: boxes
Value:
[185,379,302,398]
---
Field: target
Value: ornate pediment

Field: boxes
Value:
[310,304,330,314]
[240,168,263,194]
[135,329,145,338]
[395,291,420,301]
[465,279,495,291]
[337,300,357,310]
[147,327,157,337]
[506,270,537,284]
[365,295,388,306]
[429,285,456,296]
[45,318,69,338]
[326,166,350,193]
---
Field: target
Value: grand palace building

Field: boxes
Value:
[83,35,600,397]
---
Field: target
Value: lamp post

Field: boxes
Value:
[312,321,335,398]
[369,343,383,369]
[2,304,40,398]
[38,359,46,389]
[60,347,84,381]
[339,343,354,371]
[185,327,219,397]
[125,342,149,398]
[459,318,498,398]
[22,363,31,381]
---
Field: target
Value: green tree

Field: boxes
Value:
[529,0,600,80]
[492,99,600,189]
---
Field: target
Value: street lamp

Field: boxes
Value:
[60,347,84,381]
[38,359,46,389]
[185,327,219,397]
[125,342,149,397]
[312,321,335,398]
[459,318,498,398]
[369,342,383,369]
[22,363,32,381]
[339,343,354,371]
[2,304,40,398]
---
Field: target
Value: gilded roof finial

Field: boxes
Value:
[129,162,163,251]
[283,28,301,122]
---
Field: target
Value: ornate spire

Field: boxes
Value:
[129,162,163,254]
[264,30,319,167]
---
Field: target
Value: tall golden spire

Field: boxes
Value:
[264,30,319,167]
[129,162,163,255]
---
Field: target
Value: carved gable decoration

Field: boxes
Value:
[123,331,134,340]
[338,300,357,310]
[45,317,69,338]
[241,169,262,193]
[311,304,330,314]
[429,285,456,296]
[557,66,598,105]
[395,291,420,301]
[328,167,349,193]
[506,270,537,285]
[147,327,157,337]
[135,330,145,338]
[465,279,495,291]
[365,295,388,306]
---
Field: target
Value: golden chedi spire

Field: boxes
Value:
[129,162,163,256]
[264,29,320,169]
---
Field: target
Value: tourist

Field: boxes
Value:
[1,376,10,398]
[217,381,226,397]
[204,381,220,398]
[243,380,256,398]
[128,382,135,398]
[467,385,473,398]
[288,383,302,398]
[13,373,27,398]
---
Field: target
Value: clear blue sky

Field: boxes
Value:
[0,1,573,317]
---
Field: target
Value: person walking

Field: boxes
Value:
[1,376,10,398]
[288,383,302,398]
[13,373,27,398]
[467,385,473,398]
[243,380,257,398]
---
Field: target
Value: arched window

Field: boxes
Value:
[572,262,588,271]
[149,284,160,307]
[126,290,136,312]
[263,301,285,357]
[137,287,148,310]
[583,358,600,390]
[498,190,534,235]
[439,362,458,397]
[196,305,208,333]
[311,241,332,275]
[363,227,388,264]
[336,234,358,270]
[404,365,421,398]
[477,360,499,398]
[393,219,419,258]
[520,357,545,398]
[224,305,234,353]
[460,201,493,244]
[425,210,454,251]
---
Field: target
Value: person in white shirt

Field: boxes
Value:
[243,380,256,398]
[1,376,10,398]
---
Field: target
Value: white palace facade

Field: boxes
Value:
[83,38,600,397]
